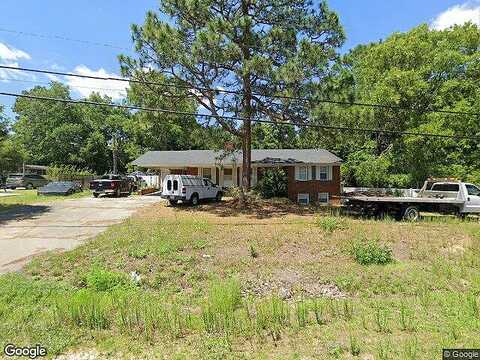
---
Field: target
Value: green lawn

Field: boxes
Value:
[0,189,92,212]
[1,200,479,359]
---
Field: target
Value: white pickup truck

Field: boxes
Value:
[161,175,223,206]
[342,179,480,221]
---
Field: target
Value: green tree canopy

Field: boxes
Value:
[119,0,345,190]
[303,23,480,186]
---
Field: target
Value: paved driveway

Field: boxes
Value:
[0,195,163,273]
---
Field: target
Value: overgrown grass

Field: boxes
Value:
[1,201,480,358]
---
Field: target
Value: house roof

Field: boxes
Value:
[131,149,342,168]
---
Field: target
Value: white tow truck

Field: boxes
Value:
[342,178,480,221]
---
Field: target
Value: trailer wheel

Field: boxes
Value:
[403,206,420,222]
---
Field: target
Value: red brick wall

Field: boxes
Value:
[286,165,341,203]
[186,167,198,175]
[169,168,199,175]
[170,169,185,175]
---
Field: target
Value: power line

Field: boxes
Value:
[1,64,478,117]
[0,77,128,94]
[0,91,476,141]
[0,27,131,51]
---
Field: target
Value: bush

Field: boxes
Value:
[84,267,130,291]
[351,239,393,265]
[47,165,95,181]
[254,168,288,199]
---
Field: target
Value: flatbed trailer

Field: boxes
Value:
[342,180,480,221]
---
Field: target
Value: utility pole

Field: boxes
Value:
[112,135,118,175]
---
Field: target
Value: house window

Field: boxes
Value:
[202,168,212,180]
[318,192,329,204]
[297,193,309,205]
[318,166,329,181]
[223,168,233,186]
[297,166,308,181]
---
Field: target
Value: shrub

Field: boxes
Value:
[351,239,393,265]
[254,168,288,199]
[84,267,130,291]
[47,164,94,181]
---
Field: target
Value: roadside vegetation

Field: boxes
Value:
[1,200,479,358]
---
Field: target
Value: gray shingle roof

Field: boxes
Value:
[131,149,342,168]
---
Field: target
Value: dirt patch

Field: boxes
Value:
[242,268,347,299]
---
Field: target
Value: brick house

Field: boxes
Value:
[131,149,342,205]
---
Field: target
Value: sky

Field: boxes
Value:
[0,0,479,117]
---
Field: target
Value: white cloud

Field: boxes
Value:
[431,3,480,30]
[0,62,36,83]
[0,42,31,61]
[66,65,128,101]
[0,42,34,83]
[46,73,61,82]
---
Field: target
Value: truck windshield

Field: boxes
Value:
[466,184,480,196]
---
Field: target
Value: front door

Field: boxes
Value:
[463,184,480,213]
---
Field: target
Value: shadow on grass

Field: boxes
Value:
[171,198,336,219]
[0,204,51,225]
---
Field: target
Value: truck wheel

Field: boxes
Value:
[403,206,420,222]
[215,192,223,202]
[93,193,99,198]
[190,193,199,206]
[26,183,34,190]
[169,199,178,206]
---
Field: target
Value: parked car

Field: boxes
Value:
[161,175,223,206]
[5,173,49,189]
[37,181,83,196]
[89,174,131,198]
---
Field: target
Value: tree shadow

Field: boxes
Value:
[172,198,332,219]
[0,204,51,225]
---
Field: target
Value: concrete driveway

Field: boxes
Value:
[0,195,163,273]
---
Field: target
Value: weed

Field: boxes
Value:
[374,305,391,333]
[128,246,149,259]
[348,333,361,356]
[84,267,130,291]
[342,300,354,321]
[399,302,416,332]
[316,216,345,233]
[376,339,392,360]
[403,337,419,360]
[295,300,308,327]
[54,290,112,330]
[201,278,242,335]
[249,243,259,258]
[351,238,393,265]
[313,299,326,325]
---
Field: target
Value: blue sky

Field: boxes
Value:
[0,0,479,117]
